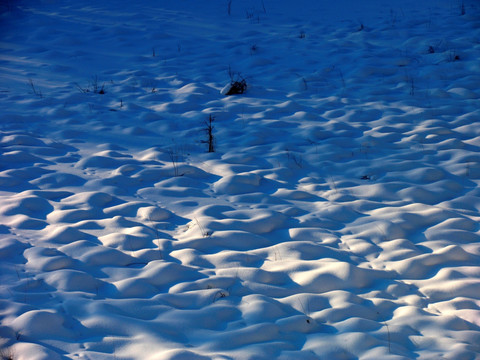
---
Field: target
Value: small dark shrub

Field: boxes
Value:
[203,115,215,153]
[75,75,106,94]
[223,68,247,95]
[448,50,460,62]
[225,79,247,95]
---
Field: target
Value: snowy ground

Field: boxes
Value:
[1,0,480,359]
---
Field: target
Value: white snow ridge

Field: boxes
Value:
[1,0,480,359]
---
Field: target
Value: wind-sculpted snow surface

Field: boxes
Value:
[1,0,480,359]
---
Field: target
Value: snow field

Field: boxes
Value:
[1,0,480,359]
